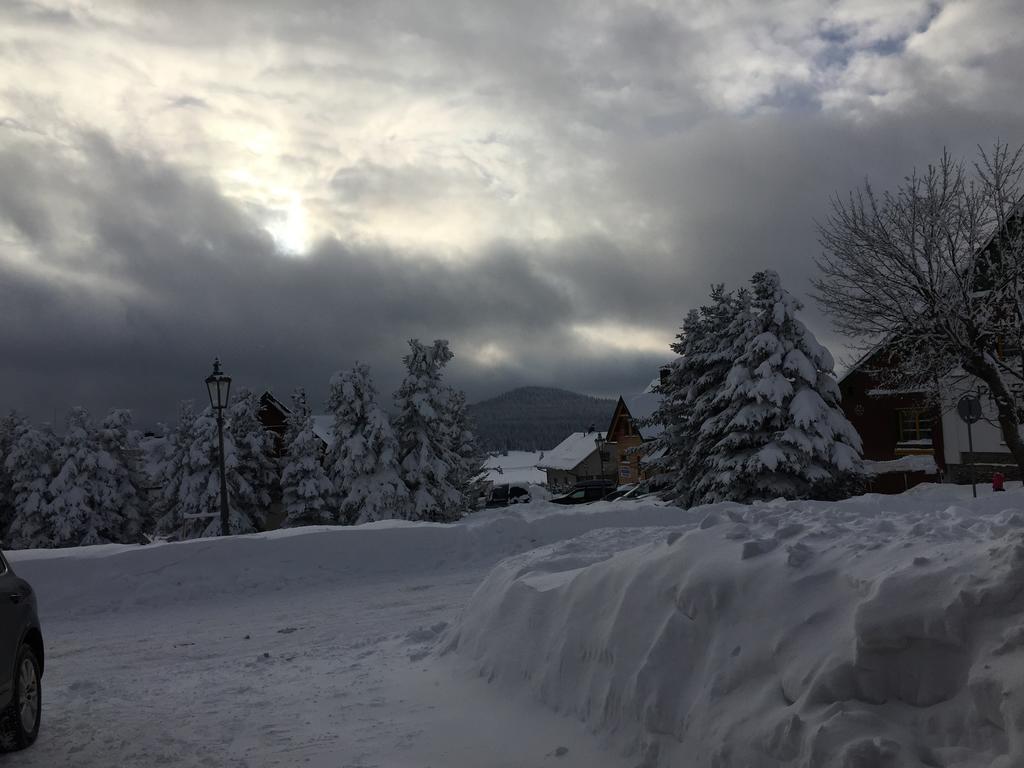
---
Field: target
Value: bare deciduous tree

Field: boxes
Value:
[814,142,1024,473]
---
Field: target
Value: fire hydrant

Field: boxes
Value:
[993,471,1006,492]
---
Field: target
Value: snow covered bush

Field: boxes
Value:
[281,388,336,526]
[326,364,409,524]
[701,271,863,503]
[394,340,463,522]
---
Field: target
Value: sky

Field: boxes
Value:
[2,0,1023,426]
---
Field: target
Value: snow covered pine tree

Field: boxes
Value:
[701,271,863,503]
[445,389,487,514]
[94,409,148,543]
[326,364,409,524]
[3,419,57,548]
[281,388,336,527]
[40,408,148,546]
[394,340,463,522]
[650,285,750,506]
[154,401,199,537]
[227,388,277,530]
[0,412,20,538]
[156,400,264,538]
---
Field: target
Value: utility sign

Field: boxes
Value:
[956,394,982,498]
[957,395,982,424]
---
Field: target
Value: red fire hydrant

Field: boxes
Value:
[993,471,1006,492]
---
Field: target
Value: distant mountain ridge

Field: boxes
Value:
[467,386,616,452]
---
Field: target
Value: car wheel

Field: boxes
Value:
[0,645,41,752]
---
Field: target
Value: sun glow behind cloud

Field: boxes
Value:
[570,322,672,358]
[266,192,310,255]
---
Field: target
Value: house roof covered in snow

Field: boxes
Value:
[312,415,334,448]
[536,432,600,471]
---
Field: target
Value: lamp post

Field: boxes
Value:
[205,358,232,536]
[595,433,606,481]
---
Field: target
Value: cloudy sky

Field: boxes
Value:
[2,0,1023,425]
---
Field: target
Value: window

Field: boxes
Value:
[898,409,932,442]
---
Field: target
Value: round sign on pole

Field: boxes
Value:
[957,395,982,424]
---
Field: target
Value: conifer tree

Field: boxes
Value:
[281,388,336,526]
[0,412,20,538]
[702,271,863,503]
[43,407,145,546]
[227,388,276,529]
[394,339,462,522]
[649,286,748,505]
[3,420,57,548]
[154,401,199,537]
[445,389,486,514]
[192,409,260,537]
[327,364,409,524]
[95,409,148,543]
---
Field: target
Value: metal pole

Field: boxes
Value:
[216,409,230,536]
[967,418,977,499]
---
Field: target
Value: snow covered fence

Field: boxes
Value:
[444,487,1024,768]
[6,499,694,619]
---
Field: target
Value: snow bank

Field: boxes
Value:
[445,487,1024,768]
[864,455,938,476]
[6,499,695,619]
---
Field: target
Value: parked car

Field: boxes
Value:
[0,549,43,752]
[619,481,655,501]
[602,483,638,501]
[486,483,531,508]
[551,479,617,505]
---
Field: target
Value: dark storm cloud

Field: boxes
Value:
[2,0,1024,427]
[0,132,656,424]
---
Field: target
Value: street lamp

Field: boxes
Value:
[595,433,607,480]
[205,358,232,537]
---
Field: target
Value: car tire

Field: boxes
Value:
[0,645,41,752]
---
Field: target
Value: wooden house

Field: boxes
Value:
[838,350,943,492]
[603,370,667,486]
[536,429,617,492]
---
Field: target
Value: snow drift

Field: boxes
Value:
[445,486,1024,768]
[7,498,690,618]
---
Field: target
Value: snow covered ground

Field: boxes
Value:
[5,499,685,767]
[447,485,1024,768]
[8,485,1024,767]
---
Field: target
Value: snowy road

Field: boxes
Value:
[3,504,684,767]
[7,570,632,768]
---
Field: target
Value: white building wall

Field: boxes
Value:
[939,368,1014,465]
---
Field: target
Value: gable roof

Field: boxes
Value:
[607,376,665,440]
[536,431,600,471]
